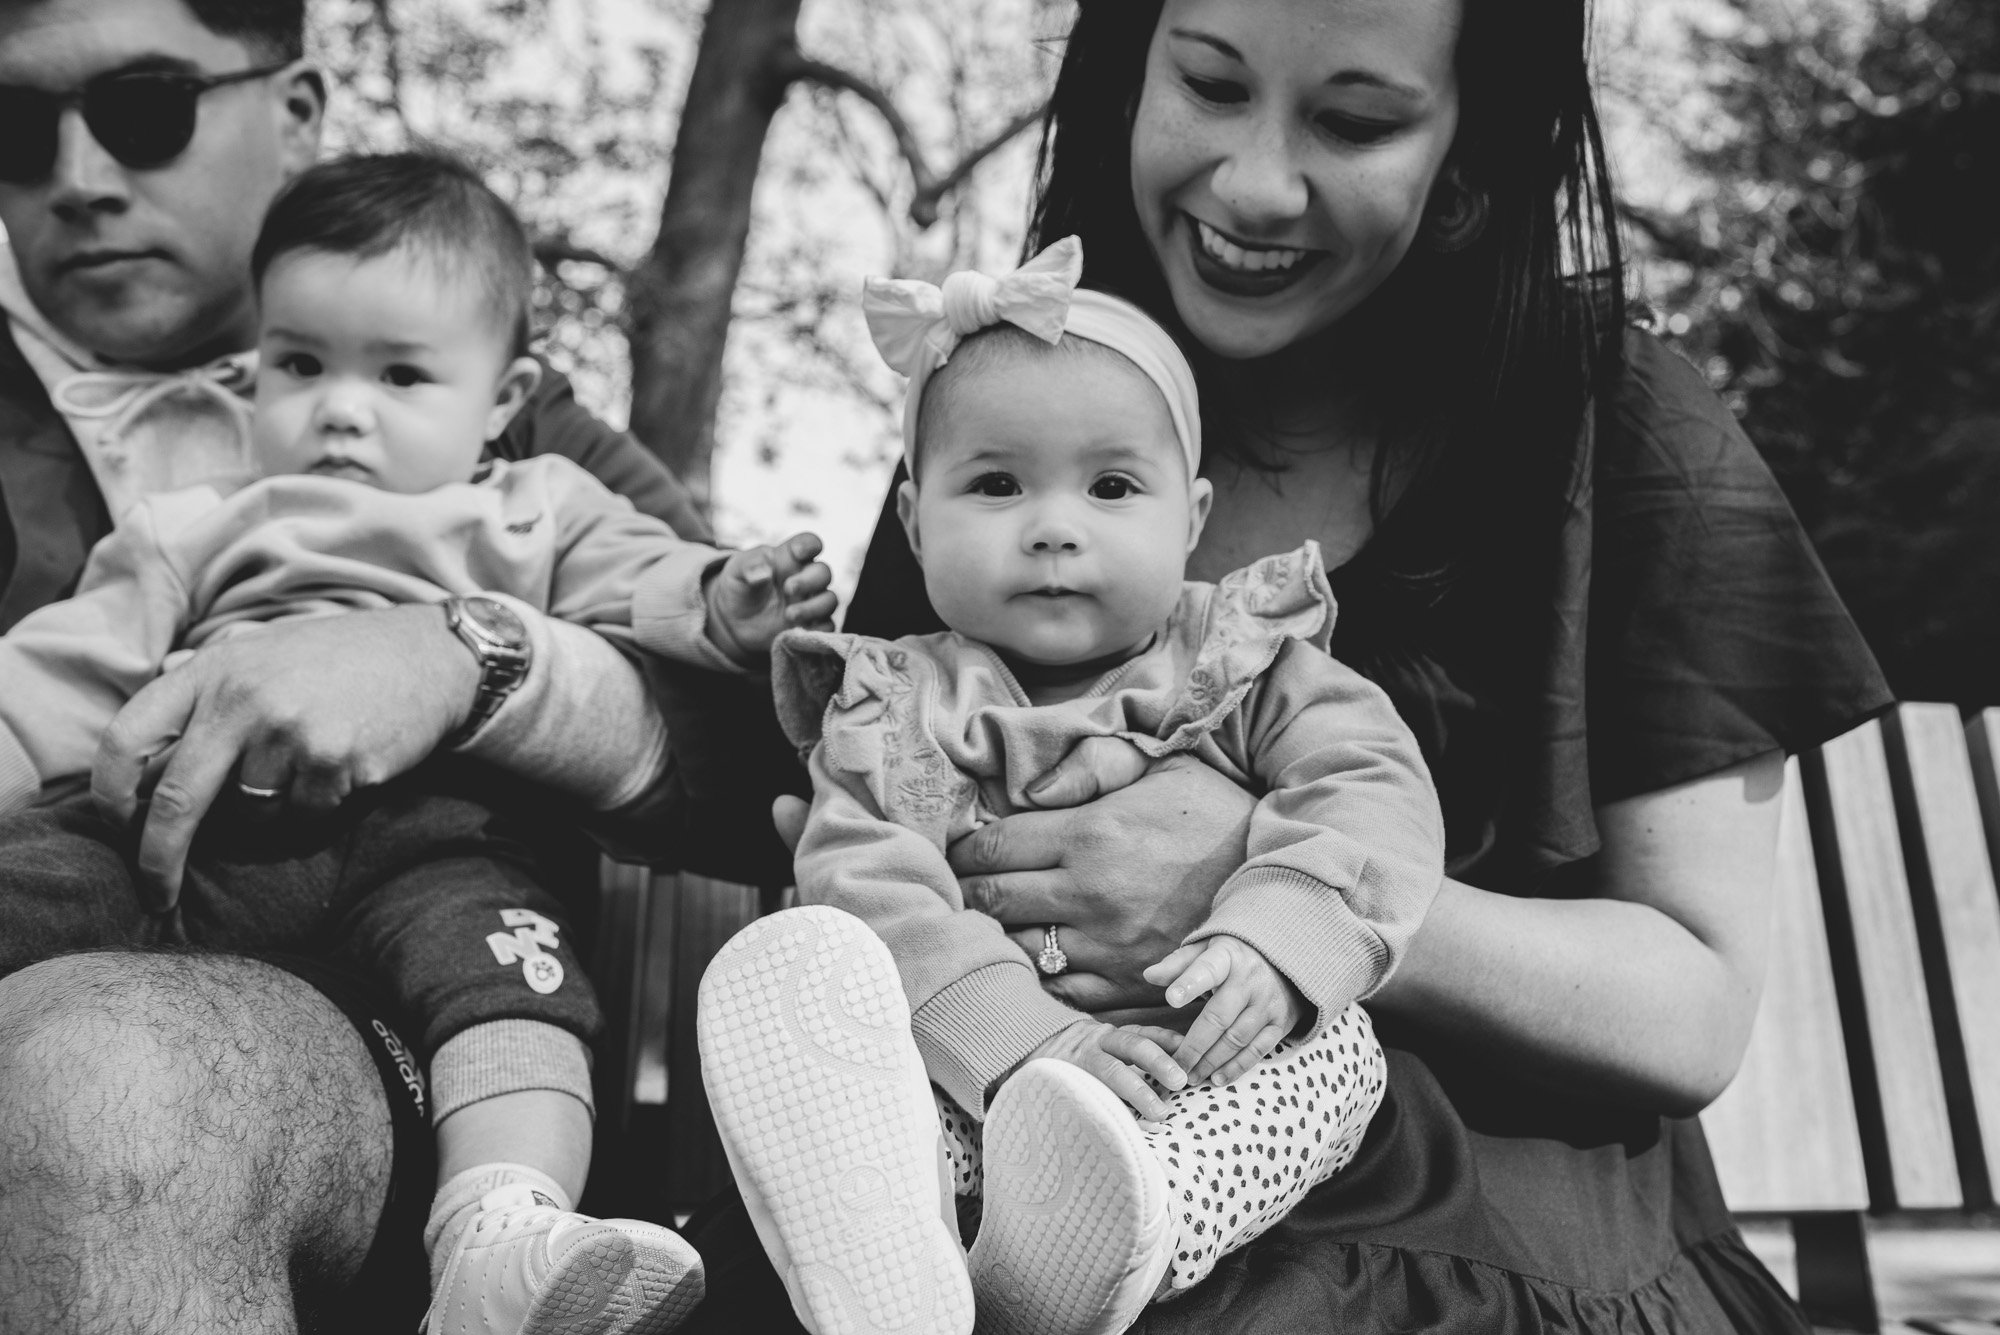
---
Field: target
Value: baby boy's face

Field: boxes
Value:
[898,346,1212,667]
[252,246,533,494]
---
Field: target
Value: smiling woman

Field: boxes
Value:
[801,0,1898,1331]
[1131,0,1460,360]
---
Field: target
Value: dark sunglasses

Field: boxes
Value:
[0,62,291,185]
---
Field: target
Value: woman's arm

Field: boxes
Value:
[1368,750,1785,1116]
[956,740,1785,1116]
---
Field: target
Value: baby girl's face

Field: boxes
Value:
[897,347,1212,667]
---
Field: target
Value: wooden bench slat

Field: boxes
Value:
[1908,705,2000,1198]
[1703,758,1869,1212]
[1811,721,1962,1208]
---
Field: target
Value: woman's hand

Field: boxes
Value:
[1021,1020,1189,1120]
[947,746,1256,1011]
[92,604,477,904]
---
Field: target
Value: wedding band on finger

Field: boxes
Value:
[1037,924,1069,976]
[235,780,285,801]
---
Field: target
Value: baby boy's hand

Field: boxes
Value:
[1144,935,1306,1088]
[1023,1019,1188,1121]
[703,531,837,665]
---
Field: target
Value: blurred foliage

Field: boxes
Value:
[1632,0,2000,706]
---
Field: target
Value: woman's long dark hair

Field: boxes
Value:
[1026,0,1626,590]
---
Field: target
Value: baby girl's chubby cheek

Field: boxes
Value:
[896,346,1211,667]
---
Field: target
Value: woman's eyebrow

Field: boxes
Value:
[1166,28,1243,61]
[1324,70,1426,101]
[1166,27,1425,101]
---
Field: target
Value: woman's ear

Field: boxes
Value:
[484,357,543,441]
[895,476,924,565]
[1185,476,1214,553]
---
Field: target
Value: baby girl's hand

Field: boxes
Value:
[703,531,837,665]
[1023,1020,1188,1121]
[1144,935,1306,1087]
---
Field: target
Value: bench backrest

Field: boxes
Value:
[1702,705,2000,1214]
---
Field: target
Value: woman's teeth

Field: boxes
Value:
[1194,219,1308,273]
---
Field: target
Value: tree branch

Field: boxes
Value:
[913,101,1045,227]
[369,0,408,128]
[533,235,624,272]
[1619,201,1717,266]
[779,47,1045,229]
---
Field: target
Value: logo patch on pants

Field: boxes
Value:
[486,908,566,995]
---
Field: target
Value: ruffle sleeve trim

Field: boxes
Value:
[1137,539,1338,758]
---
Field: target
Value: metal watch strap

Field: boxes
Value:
[444,596,531,747]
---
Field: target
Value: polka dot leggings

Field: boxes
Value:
[933,1004,1385,1299]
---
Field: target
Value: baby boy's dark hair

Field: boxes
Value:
[251,151,535,357]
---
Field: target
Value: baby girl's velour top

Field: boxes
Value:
[771,542,1445,1115]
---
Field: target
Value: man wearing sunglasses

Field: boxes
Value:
[0,0,738,1329]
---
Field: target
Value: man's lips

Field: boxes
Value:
[57,249,168,276]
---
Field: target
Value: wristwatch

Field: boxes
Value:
[442,595,532,747]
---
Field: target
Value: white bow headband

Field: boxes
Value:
[862,236,1202,478]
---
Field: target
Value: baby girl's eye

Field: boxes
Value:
[1090,474,1140,500]
[969,473,1020,498]
[383,364,430,388]
[275,352,322,378]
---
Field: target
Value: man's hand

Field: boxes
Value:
[703,532,837,666]
[948,748,1256,1011]
[92,604,478,906]
[1144,935,1305,1086]
[1021,1020,1188,1120]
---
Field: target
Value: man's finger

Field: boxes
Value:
[288,759,352,812]
[1021,736,1149,810]
[92,670,200,823]
[946,808,1076,880]
[771,795,809,854]
[132,716,246,906]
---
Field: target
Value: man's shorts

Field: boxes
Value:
[269,952,438,1327]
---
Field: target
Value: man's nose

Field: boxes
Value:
[48,110,133,221]
[1210,111,1310,225]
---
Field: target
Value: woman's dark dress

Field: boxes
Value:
[682,330,1893,1333]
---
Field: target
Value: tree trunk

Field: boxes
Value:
[626,0,805,511]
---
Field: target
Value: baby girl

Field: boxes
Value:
[697,238,1444,1335]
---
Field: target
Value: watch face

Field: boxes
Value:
[463,595,529,648]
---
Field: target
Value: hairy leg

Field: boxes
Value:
[0,952,392,1335]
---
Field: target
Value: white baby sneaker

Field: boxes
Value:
[970,1058,1173,1335]
[696,905,972,1335]
[423,1184,704,1335]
